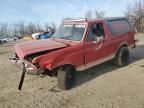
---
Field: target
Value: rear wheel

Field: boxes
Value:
[114,47,130,67]
[57,66,75,90]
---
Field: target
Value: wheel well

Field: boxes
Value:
[121,44,128,48]
[118,44,128,51]
[52,64,76,76]
[115,43,128,56]
[60,64,75,69]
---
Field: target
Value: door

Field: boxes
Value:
[84,23,114,69]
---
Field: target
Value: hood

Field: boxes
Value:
[15,39,68,59]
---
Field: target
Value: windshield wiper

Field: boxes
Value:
[52,36,70,40]
[60,37,70,40]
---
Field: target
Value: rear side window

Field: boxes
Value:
[108,19,132,34]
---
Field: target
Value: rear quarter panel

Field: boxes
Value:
[105,19,136,54]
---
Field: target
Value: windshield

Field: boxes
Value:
[52,24,86,41]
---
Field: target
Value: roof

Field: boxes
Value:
[105,17,127,21]
[62,17,127,24]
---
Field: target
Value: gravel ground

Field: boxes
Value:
[0,34,144,108]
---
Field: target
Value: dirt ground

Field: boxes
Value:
[0,34,144,108]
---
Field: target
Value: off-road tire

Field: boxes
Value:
[114,47,130,67]
[57,66,75,90]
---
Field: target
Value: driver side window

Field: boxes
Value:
[87,23,104,42]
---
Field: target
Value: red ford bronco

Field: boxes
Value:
[10,17,136,90]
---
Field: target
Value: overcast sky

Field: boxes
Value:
[0,0,136,24]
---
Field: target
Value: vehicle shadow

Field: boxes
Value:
[73,45,144,89]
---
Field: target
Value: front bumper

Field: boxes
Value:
[10,57,44,75]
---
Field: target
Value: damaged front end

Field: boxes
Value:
[10,39,69,90]
[10,48,64,90]
[10,53,44,75]
[10,53,45,90]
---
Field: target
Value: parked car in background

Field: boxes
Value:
[32,32,55,40]
[0,38,8,43]
[0,40,2,44]
[0,37,20,44]
[32,28,55,40]
[32,32,43,40]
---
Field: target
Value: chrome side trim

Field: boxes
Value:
[76,54,115,71]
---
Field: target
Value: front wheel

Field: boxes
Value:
[57,66,75,90]
[113,47,130,67]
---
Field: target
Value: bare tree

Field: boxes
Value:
[85,10,92,19]
[12,23,19,37]
[95,10,105,18]
[17,21,25,36]
[125,0,144,32]
[27,23,36,35]
[44,22,49,32]
[0,23,9,38]
[51,22,56,30]
[0,21,56,38]
[62,17,73,21]
[36,22,43,32]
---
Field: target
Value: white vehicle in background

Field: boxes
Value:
[1,38,8,43]
[0,37,19,44]
[32,33,43,40]
[32,29,55,40]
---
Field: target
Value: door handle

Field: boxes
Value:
[94,42,103,51]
